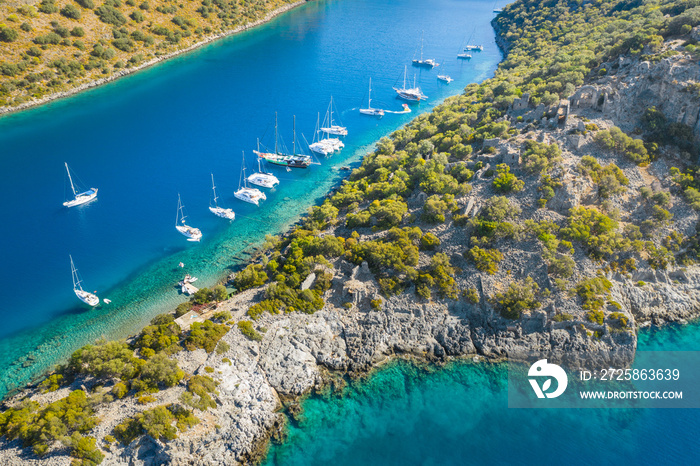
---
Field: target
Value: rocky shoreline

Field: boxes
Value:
[0,0,308,117]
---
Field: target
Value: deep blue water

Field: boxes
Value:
[264,323,700,465]
[0,0,501,397]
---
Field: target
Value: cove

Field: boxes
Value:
[264,323,700,465]
[0,0,501,398]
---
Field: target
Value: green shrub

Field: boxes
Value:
[420,232,440,250]
[111,382,128,399]
[586,309,604,325]
[463,287,480,304]
[0,26,19,43]
[38,373,63,392]
[66,433,104,465]
[466,246,503,275]
[233,264,268,291]
[237,320,262,341]
[492,164,524,193]
[552,313,574,322]
[114,404,196,444]
[139,353,184,389]
[491,277,540,319]
[181,375,218,411]
[185,320,228,352]
[521,140,562,175]
[594,126,648,164]
[60,4,82,19]
[38,0,59,14]
[131,10,146,22]
[575,277,612,311]
[68,340,141,380]
[370,298,382,310]
[76,0,95,8]
[95,5,127,26]
[215,341,230,355]
[609,312,629,328]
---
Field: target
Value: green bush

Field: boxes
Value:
[609,312,629,328]
[420,232,440,250]
[492,164,524,193]
[492,277,540,320]
[552,313,574,322]
[111,382,128,399]
[578,156,628,198]
[60,4,82,19]
[586,309,604,325]
[594,126,648,164]
[521,140,562,175]
[38,0,59,14]
[68,340,141,380]
[238,320,263,341]
[139,353,184,389]
[575,277,612,311]
[233,264,268,291]
[0,26,19,43]
[185,320,228,353]
[181,375,218,411]
[38,373,63,392]
[466,246,503,275]
[95,5,127,26]
[463,287,480,304]
[76,0,95,8]
[114,404,196,444]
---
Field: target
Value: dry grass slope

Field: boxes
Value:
[0,0,296,108]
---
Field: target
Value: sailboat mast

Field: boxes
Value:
[65,163,77,196]
[420,31,424,61]
[329,97,334,126]
[274,113,279,155]
[368,78,372,108]
[211,173,218,206]
[403,66,407,89]
[240,151,246,189]
[292,115,296,155]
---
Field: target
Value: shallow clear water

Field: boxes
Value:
[264,323,700,465]
[0,0,500,397]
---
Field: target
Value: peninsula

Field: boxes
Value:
[0,0,305,113]
[3,0,700,464]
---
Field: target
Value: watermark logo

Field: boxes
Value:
[528,359,568,399]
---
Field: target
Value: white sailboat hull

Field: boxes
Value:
[75,289,99,307]
[235,187,266,205]
[320,125,348,136]
[247,173,280,188]
[359,108,385,116]
[176,225,202,241]
[63,188,98,207]
[209,206,236,220]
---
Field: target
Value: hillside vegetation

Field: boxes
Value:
[0,0,296,108]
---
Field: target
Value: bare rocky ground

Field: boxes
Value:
[4,37,700,466]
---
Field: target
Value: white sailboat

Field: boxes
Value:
[437,74,453,83]
[464,45,484,51]
[457,52,472,59]
[319,96,348,136]
[309,113,345,155]
[70,255,99,307]
[254,113,314,169]
[247,150,280,188]
[235,151,267,205]
[393,66,427,102]
[209,174,235,220]
[176,194,202,242]
[412,31,439,68]
[360,78,385,116]
[63,162,98,207]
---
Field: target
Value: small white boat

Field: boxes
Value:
[437,74,453,83]
[457,52,472,59]
[176,194,202,242]
[235,151,267,206]
[412,31,439,68]
[103,299,111,304]
[70,255,99,307]
[178,262,185,268]
[319,96,347,136]
[360,78,384,116]
[464,45,484,51]
[248,145,281,186]
[209,173,235,220]
[182,282,199,295]
[63,162,97,207]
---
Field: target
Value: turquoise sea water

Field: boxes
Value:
[264,323,700,465]
[0,0,501,398]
